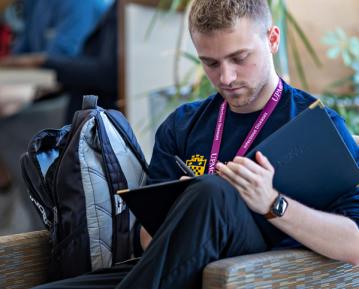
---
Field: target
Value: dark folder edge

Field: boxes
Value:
[117,177,195,196]
[117,177,199,236]
[246,104,359,170]
[245,103,359,208]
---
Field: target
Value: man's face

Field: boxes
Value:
[192,18,279,113]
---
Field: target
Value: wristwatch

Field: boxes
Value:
[264,194,288,219]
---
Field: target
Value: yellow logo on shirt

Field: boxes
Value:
[186,155,207,176]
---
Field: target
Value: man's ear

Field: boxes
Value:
[268,26,280,54]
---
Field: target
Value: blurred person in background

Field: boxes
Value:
[0,0,118,123]
[5,0,112,56]
[0,0,113,235]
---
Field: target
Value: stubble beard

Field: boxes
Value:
[220,84,261,110]
[233,73,272,111]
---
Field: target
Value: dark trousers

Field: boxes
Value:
[34,175,278,289]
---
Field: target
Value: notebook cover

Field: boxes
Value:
[245,103,359,209]
[118,178,197,236]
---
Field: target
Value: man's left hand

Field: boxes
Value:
[216,151,278,215]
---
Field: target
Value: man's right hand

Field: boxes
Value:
[180,176,191,180]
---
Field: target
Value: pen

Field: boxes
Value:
[174,155,196,177]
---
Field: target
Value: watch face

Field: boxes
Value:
[272,195,288,217]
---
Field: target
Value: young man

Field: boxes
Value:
[34,0,359,288]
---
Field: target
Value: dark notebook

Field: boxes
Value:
[245,100,359,209]
[119,101,359,236]
[118,178,198,236]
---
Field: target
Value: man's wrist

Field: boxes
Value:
[264,193,288,219]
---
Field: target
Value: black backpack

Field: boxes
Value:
[21,95,148,281]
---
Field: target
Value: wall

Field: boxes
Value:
[286,0,359,94]
[126,4,195,159]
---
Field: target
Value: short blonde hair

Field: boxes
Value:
[189,0,272,35]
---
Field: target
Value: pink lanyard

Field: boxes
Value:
[208,79,283,174]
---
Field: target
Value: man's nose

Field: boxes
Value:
[220,64,237,86]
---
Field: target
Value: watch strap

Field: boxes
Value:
[264,210,277,220]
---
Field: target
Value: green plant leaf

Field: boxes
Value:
[327,47,341,59]
[353,61,359,72]
[144,0,168,40]
[328,74,353,88]
[181,51,201,64]
[353,73,359,84]
[336,27,347,41]
[343,50,352,66]
[288,31,309,89]
[349,37,359,58]
[285,8,322,67]
[322,32,340,46]
[169,0,182,11]
[145,0,185,40]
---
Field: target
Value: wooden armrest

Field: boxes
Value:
[0,230,50,289]
[203,249,358,289]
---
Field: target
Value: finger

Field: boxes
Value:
[217,168,247,194]
[180,176,191,180]
[216,162,251,189]
[233,156,265,175]
[226,161,259,185]
[255,151,274,172]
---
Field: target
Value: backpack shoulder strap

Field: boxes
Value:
[82,95,98,110]
[106,110,149,173]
